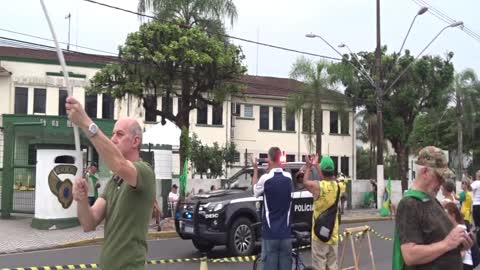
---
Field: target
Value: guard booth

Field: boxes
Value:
[0,114,115,228]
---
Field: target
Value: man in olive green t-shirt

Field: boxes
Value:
[68,96,155,270]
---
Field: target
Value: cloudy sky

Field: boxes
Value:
[1,0,479,78]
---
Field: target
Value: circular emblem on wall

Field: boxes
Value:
[48,164,78,209]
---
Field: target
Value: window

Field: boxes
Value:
[58,89,68,116]
[286,110,295,132]
[302,155,306,162]
[314,110,323,133]
[177,97,182,116]
[260,106,269,130]
[144,95,157,122]
[341,156,349,176]
[162,95,173,115]
[331,156,338,176]
[259,153,268,159]
[234,152,240,163]
[85,94,98,118]
[14,87,28,114]
[340,112,349,135]
[302,109,312,133]
[273,107,282,131]
[33,88,46,113]
[330,111,339,134]
[232,103,240,116]
[196,100,208,124]
[212,104,223,125]
[244,104,253,118]
[286,154,295,162]
[102,94,114,119]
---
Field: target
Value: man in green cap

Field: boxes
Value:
[394,146,474,270]
[304,154,342,270]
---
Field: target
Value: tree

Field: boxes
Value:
[409,69,480,178]
[223,141,237,178]
[333,49,454,191]
[207,142,224,178]
[451,69,480,180]
[88,21,246,193]
[286,57,347,155]
[137,0,237,33]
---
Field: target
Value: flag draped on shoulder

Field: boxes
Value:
[379,177,392,217]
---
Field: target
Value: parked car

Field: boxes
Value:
[174,162,319,256]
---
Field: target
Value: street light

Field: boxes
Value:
[385,21,464,95]
[306,33,377,88]
[398,7,429,54]
[338,43,376,87]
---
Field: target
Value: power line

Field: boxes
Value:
[0,28,118,55]
[411,0,480,43]
[79,0,341,61]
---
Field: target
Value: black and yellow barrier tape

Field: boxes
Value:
[2,227,394,269]
[1,264,99,270]
[368,227,393,241]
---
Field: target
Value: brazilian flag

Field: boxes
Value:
[179,158,189,197]
[379,177,391,217]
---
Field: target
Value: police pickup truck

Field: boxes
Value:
[174,162,318,256]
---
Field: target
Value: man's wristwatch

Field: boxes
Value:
[87,122,99,138]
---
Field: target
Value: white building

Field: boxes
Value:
[0,46,355,180]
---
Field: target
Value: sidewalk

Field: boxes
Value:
[0,209,389,254]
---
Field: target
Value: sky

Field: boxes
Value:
[1,0,479,79]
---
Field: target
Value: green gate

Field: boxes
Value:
[1,114,115,218]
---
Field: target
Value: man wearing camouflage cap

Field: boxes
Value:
[394,146,474,270]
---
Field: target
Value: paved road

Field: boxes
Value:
[0,221,394,270]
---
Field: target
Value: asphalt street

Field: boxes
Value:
[0,221,394,270]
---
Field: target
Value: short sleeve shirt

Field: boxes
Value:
[396,195,462,270]
[99,160,156,270]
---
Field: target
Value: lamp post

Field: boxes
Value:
[398,7,429,54]
[385,21,464,95]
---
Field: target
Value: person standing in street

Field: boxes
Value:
[470,170,480,230]
[304,154,341,270]
[459,179,473,228]
[86,162,100,206]
[394,146,473,270]
[253,147,293,270]
[168,184,179,217]
[68,96,156,270]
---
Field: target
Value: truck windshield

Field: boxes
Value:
[227,168,266,190]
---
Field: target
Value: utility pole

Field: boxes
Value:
[66,13,71,51]
[375,0,384,209]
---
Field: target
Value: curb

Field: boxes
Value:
[1,216,392,253]
[56,231,179,249]
[342,216,393,224]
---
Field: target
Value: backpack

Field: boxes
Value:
[313,181,340,242]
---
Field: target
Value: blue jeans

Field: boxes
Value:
[262,239,292,270]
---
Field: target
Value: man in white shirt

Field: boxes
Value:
[471,170,480,228]
[168,184,179,217]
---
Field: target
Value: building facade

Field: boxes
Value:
[0,46,356,183]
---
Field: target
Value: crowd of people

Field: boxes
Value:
[66,92,479,270]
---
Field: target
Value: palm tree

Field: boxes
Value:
[450,69,480,180]
[137,0,238,29]
[286,57,346,156]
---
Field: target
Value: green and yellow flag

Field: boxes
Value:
[379,177,391,217]
[179,159,188,197]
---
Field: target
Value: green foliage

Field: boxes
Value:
[333,48,455,182]
[356,147,371,179]
[286,56,349,154]
[223,141,237,168]
[137,0,238,28]
[189,133,236,178]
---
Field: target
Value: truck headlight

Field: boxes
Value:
[213,203,224,212]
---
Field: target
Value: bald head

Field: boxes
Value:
[112,118,143,155]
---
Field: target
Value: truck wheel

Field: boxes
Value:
[192,238,215,253]
[228,218,255,256]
